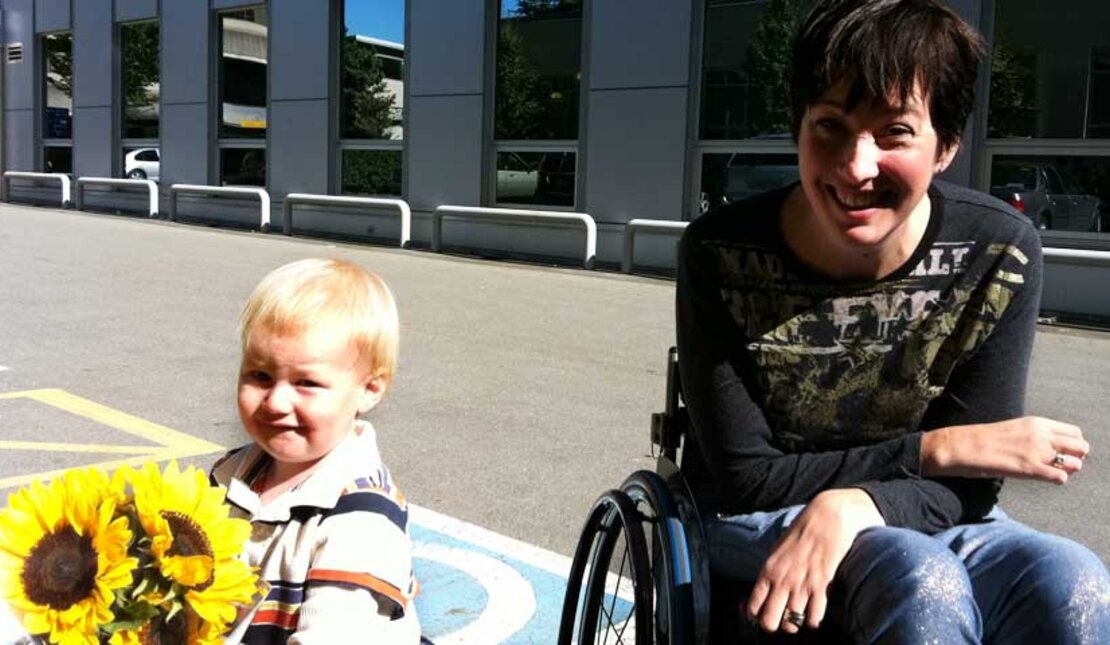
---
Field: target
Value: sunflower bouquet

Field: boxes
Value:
[0,462,262,645]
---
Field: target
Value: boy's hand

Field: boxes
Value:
[746,488,884,634]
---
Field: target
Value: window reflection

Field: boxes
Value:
[989,156,1107,233]
[495,0,582,141]
[495,151,575,207]
[121,22,160,139]
[342,150,402,195]
[699,153,799,215]
[122,147,160,181]
[700,0,812,140]
[342,0,405,140]
[220,9,268,139]
[43,146,72,174]
[43,33,73,140]
[989,0,1110,139]
[221,148,266,187]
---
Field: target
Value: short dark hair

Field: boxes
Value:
[790,0,984,151]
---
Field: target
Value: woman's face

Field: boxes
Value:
[795,78,957,256]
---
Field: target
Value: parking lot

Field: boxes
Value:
[1,202,1107,640]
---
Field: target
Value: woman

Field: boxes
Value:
[677,0,1110,642]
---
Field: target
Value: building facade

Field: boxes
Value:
[1,0,1108,319]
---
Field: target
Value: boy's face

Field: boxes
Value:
[795,78,958,254]
[237,326,383,478]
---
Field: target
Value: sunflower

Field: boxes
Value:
[125,461,256,634]
[0,468,137,645]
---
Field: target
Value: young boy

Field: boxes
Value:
[211,258,419,643]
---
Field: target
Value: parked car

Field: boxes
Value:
[496,152,539,201]
[700,155,800,214]
[989,160,1103,232]
[124,148,160,181]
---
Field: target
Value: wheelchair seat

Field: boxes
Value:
[558,348,850,644]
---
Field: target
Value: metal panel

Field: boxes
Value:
[589,0,691,90]
[269,99,328,196]
[585,88,688,224]
[34,0,67,33]
[72,106,111,176]
[73,0,112,108]
[3,109,34,171]
[270,0,329,101]
[407,94,483,210]
[409,0,484,96]
[161,0,208,106]
[161,102,209,186]
[3,0,35,111]
[115,0,157,23]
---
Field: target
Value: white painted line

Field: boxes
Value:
[410,504,573,577]
[415,543,536,645]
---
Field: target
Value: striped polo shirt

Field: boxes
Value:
[211,421,420,643]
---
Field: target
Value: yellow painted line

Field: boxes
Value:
[0,389,223,454]
[0,441,159,454]
[0,388,226,490]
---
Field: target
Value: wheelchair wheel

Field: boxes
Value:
[559,490,653,645]
[620,470,700,644]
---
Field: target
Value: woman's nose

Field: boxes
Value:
[842,135,880,183]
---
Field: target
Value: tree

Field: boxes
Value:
[341,34,397,139]
[122,23,159,109]
[744,0,808,138]
[510,0,582,19]
[495,23,542,140]
[987,44,1037,139]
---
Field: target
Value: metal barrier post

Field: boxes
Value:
[621,219,689,273]
[2,171,73,208]
[168,184,271,231]
[282,193,412,247]
[433,205,597,269]
[75,177,159,218]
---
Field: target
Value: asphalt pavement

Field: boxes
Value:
[0,201,1107,568]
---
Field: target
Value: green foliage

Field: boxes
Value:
[343,150,402,196]
[987,44,1037,138]
[122,23,159,109]
[744,0,808,138]
[495,24,542,139]
[510,0,582,18]
[342,34,397,139]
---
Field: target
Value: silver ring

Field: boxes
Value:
[783,609,806,628]
[1053,452,1068,469]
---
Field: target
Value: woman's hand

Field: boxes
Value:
[747,488,885,634]
[922,416,1089,482]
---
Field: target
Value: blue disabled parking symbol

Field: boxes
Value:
[410,505,633,643]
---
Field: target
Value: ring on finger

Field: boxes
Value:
[782,609,806,628]
[1052,452,1068,469]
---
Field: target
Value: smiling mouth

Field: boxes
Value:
[828,186,892,211]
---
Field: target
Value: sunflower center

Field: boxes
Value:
[161,511,215,588]
[21,526,98,609]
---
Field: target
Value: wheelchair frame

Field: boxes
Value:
[557,347,712,644]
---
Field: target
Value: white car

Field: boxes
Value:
[124,148,160,181]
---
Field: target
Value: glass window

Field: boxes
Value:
[699,152,799,214]
[122,146,160,181]
[220,148,265,187]
[495,0,582,141]
[988,0,1110,139]
[43,146,72,174]
[989,155,1108,233]
[219,9,268,139]
[341,0,405,140]
[495,151,575,206]
[699,0,812,141]
[341,149,402,195]
[121,22,160,140]
[43,33,73,140]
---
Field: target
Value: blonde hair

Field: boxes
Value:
[239,258,399,384]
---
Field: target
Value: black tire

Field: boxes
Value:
[559,490,653,645]
[128,168,147,180]
[621,471,698,644]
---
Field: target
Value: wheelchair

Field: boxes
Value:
[558,348,849,644]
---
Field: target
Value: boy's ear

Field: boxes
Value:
[358,376,387,414]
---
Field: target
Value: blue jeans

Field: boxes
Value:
[707,507,1110,644]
